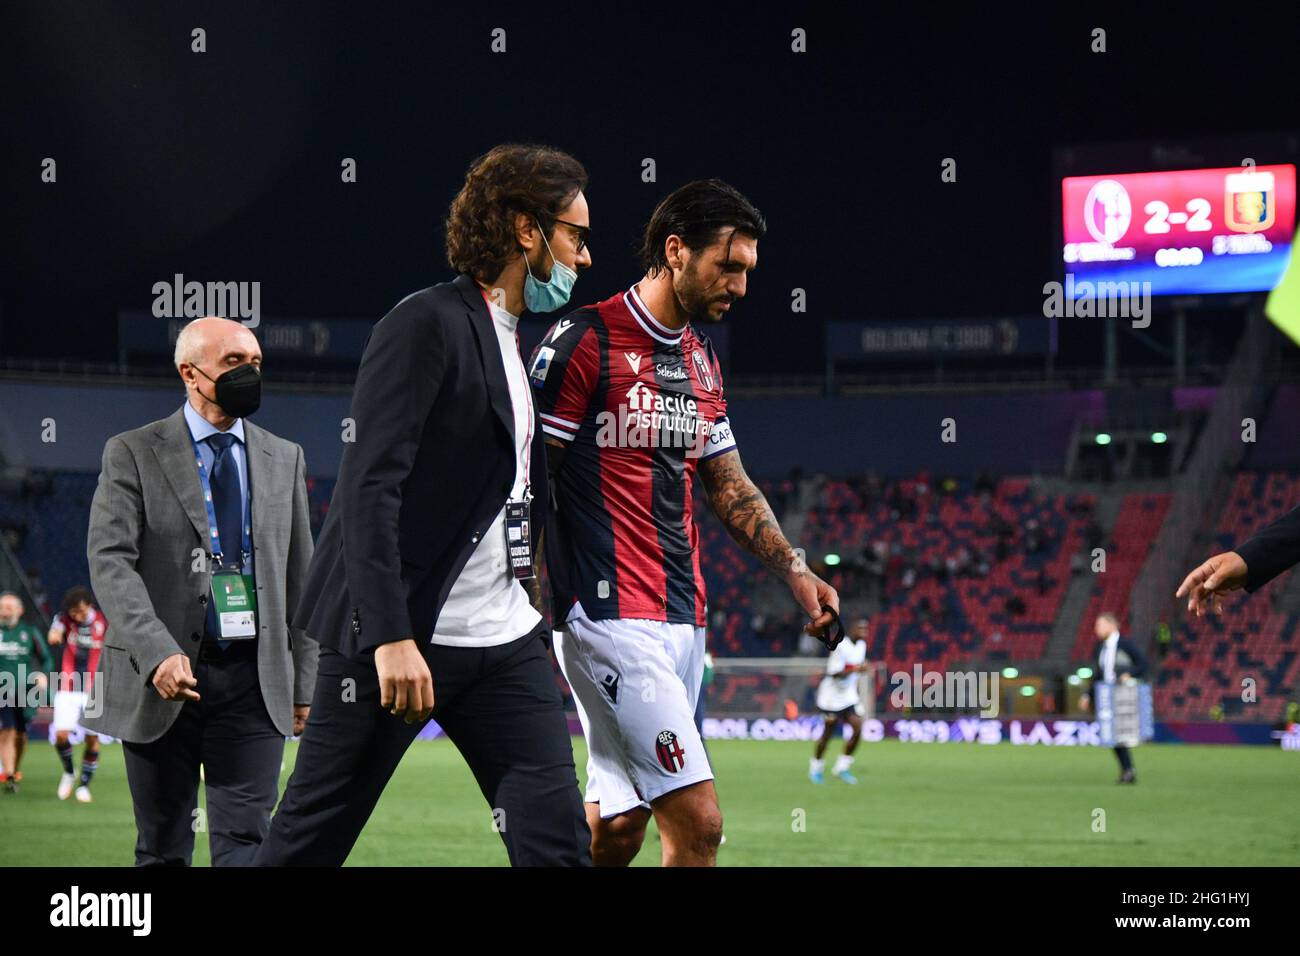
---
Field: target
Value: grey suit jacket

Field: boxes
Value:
[82,405,318,743]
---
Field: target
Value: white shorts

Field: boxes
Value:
[556,602,713,819]
[816,676,861,714]
[52,691,90,733]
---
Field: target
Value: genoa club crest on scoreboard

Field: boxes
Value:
[1224,169,1277,233]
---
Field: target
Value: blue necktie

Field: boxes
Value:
[205,433,243,643]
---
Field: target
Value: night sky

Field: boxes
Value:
[1,3,1294,374]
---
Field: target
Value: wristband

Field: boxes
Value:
[818,604,845,650]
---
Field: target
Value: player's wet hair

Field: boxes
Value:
[445,144,588,284]
[640,179,767,277]
[61,586,94,611]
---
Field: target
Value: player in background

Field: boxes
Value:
[533,180,840,866]
[45,586,106,802]
[810,617,869,784]
[1079,611,1148,784]
[0,592,51,792]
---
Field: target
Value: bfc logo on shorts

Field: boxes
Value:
[655,730,686,773]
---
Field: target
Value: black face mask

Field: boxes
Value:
[195,363,262,419]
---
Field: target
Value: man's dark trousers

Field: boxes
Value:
[255,623,591,866]
[1114,746,1134,773]
[122,641,285,866]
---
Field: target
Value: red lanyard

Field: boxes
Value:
[515,329,533,496]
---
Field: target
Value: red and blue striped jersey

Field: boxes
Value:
[530,284,736,627]
[51,607,106,692]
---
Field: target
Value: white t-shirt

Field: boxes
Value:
[816,638,868,712]
[431,298,543,647]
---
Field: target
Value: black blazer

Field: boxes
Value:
[293,274,549,661]
[1091,635,1148,694]
[1238,503,1300,593]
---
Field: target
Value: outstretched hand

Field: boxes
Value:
[1175,551,1248,617]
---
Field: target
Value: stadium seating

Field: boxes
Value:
[694,491,763,655]
[6,467,1295,724]
[0,472,100,608]
[1155,471,1300,722]
[0,471,338,617]
[1068,492,1172,661]
[801,476,1093,672]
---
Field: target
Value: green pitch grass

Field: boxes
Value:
[2,738,1296,866]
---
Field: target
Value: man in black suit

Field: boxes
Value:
[1176,504,1300,615]
[256,144,593,866]
[1080,612,1148,784]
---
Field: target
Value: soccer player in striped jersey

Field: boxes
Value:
[46,587,106,802]
[532,180,840,866]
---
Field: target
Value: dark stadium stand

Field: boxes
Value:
[0,472,340,617]
[693,486,771,655]
[1068,492,1173,661]
[0,471,99,606]
[1156,471,1300,722]
[4,466,1295,723]
[803,476,1093,669]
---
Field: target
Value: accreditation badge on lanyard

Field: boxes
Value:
[505,489,535,581]
[193,437,258,640]
[211,568,257,638]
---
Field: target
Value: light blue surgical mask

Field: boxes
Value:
[522,223,577,313]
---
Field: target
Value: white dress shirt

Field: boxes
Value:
[1100,630,1120,683]
[183,401,252,574]
[431,298,543,647]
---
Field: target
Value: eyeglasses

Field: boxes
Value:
[552,217,591,254]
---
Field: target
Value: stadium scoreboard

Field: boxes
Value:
[1061,164,1296,296]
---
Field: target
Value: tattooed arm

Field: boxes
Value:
[698,449,839,637]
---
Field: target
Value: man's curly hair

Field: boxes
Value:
[445,144,588,283]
